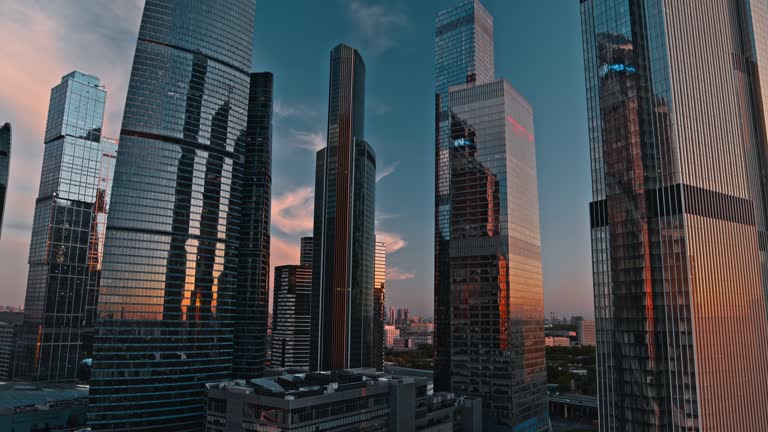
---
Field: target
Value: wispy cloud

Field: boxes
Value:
[291,129,326,152]
[271,186,315,235]
[347,0,408,54]
[376,231,407,254]
[274,100,321,120]
[387,267,415,281]
[376,160,400,182]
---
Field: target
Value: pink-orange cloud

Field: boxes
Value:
[271,186,314,235]
[386,267,415,281]
[376,231,407,254]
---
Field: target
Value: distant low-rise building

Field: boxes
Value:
[545,336,571,347]
[410,323,434,334]
[385,325,400,348]
[578,320,596,346]
[410,333,433,347]
[393,337,415,351]
[205,369,482,432]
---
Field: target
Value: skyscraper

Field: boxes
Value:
[88,1,256,430]
[580,1,768,430]
[434,0,494,392]
[310,43,376,372]
[434,1,548,430]
[271,238,312,370]
[372,239,386,370]
[0,122,10,237]
[16,71,112,383]
[232,72,273,379]
[300,236,313,267]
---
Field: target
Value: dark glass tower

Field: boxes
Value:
[0,122,10,237]
[16,72,112,383]
[310,43,376,371]
[232,72,273,379]
[434,2,548,430]
[271,237,312,370]
[88,1,256,430]
[580,0,768,430]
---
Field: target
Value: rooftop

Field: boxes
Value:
[0,382,89,409]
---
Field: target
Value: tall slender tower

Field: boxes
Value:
[232,72,273,379]
[88,1,256,430]
[372,238,386,370]
[580,0,768,430]
[16,71,112,383]
[0,122,10,237]
[310,43,376,371]
[433,1,548,429]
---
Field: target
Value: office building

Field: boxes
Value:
[389,307,395,326]
[433,2,548,429]
[577,320,595,347]
[0,122,9,237]
[299,236,313,266]
[271,237,312,370]
[233,72,273,379]
[545,337,570,348]
[384,325,400,348]
[16,71,114,383]
[88,1,256,430]
[311,43,376,371]
[580,0,768,429]
[0,323,13,380]
[205,369,482,432]
[372,239,386,370]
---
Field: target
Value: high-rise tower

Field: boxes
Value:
[0,122,10,237]
[271,237,313,370]
[433,1,548,429]
[372,238,386,370]
[310,43,376,371]
[232,72,273,379]
[88,1,256,430]
[580,0,768,429]
[434,0,495,391]
[16,71,113,383]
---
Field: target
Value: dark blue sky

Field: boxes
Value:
[255,0,593,318]
[0,0,592,319]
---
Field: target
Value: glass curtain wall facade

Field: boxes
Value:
[0,122,10,237]
[16,72,110,383]
[88,1,256,430]
[580,0,768,430]
[434,0,494,392]
[372,239,386,370]
[232,72,273,379]
[434,2,548,430]
[447,80,548,431]
[311,44,376,372]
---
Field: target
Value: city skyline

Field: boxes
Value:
[0,1,592,319]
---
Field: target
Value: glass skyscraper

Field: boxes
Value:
[310,43,376,372]
[580,0,768,430]
[232,72,273,380]
[434,0,494,392]
[16,71,113,383]
[372,238,386,370]
[0,122,10,238]
[434,2,548,430]
[88,1,256,430]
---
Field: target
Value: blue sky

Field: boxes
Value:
[0,0,593,319]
